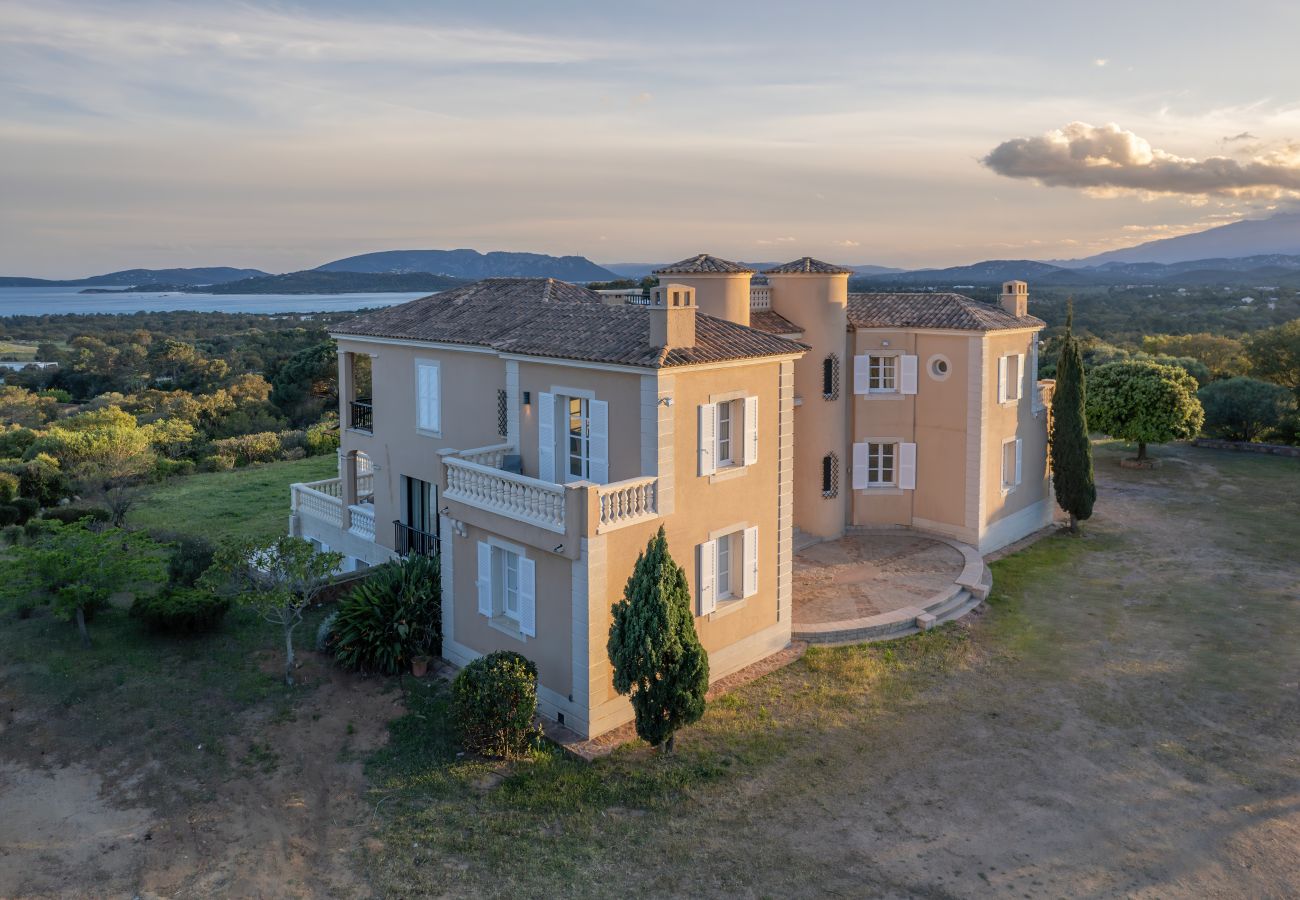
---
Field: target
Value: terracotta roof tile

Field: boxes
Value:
[764,257,854,275]
[749,309,803,336]
[654,254,755,275]
[846,292,1044,331]
[332,277,806,368]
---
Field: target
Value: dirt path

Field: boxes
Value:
[0,659,398,899]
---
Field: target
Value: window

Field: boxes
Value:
[998,354,1024,404]
[867,442,896,486]
[822,355,840,400]
[567,396,589,481]
[822,453,839,498]
[869,355,896,392]
[1030,341,1044,411]
[416,360,440,433]
[698,396,758,476]
[476,541,536,637]
[496,388,508,438]
[929,355,951,380]
[1002,438,1022,490]
[697,526,759,614]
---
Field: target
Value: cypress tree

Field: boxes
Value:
[607,526,709,752]
[1050,302,1096,533]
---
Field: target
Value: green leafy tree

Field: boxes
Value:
[1198,377,1296,442]
[202,535,342,685]
[607,526,709,752]
[3,520,166,647]
[1246,319,1300,396]
[1050,304,1096,532]
[1086,360,1205,462]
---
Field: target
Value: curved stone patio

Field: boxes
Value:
[792,529,991,644]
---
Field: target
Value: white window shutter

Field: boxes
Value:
[1015,438,1023,486]
[417,363,440,432]
[997,356,1008,404]
[900,355,918,395]
[851,442,869,490]
[518,557,536,637]
[853,355,871,395]
[742,525,759,598]
[698,403,717,476]
[1015,353,1026,401]
[588,399,609,484]
[537,392,555,483]
[743,395,759,466]
[697,540,717,614]
[899,442,917,490]
[476,542,492,617]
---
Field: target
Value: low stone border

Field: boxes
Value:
[1193,438,1300,458]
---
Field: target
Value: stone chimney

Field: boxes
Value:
[1000,280,1028,318]
[649,283,696,350]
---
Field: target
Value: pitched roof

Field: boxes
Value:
[749,309,803,336]
[332,277,806,368]
[654,254,755,275]
[846,292,1044,331]
[764,257,854,275]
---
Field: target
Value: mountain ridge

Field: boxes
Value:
[315,249,616,282]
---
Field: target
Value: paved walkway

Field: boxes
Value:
[792,532,967,629]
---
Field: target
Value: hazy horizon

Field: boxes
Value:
[4,1,1300,278]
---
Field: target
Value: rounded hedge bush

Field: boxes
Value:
[131,587,230,635]
[331,554,440,675]
[41,505,111,526]
[451,650,540,758]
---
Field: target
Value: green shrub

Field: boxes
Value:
[451,651,541,759]
[281,446,306,461]
[41,505,112,525]
[38,388,73,403]
[211,431,281,466]
[1,524,23,546]
[150,531,216,587]
[331,554,441,675]
[316,610,339,651]
[155,457,196,478]
[0,506,18,527]
[10,497,37,524]
[305,417,340,456]
[131,587,230,635]
[0,472,17,503]
[0,427,36,459]
[201,453,236,472]
[16,455,69,506]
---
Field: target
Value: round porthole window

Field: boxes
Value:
[928,355,951,381]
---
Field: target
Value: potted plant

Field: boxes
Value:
[411,655,430,678]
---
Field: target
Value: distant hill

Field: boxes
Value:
[1061,212,1300,266]
[82,270,469,296]
[604,261,903,280]
[316,249,616,282]
[0,267,269,288]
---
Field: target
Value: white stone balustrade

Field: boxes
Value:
[443,456,567,534]
[595,476,659,533]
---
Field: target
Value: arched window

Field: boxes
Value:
[822,355,840,400]
[822,452,839,498]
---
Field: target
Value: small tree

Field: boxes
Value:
[1049,304,1096,533]
[1086,360,1205,462]
[607,527,709,752]
[1245,320,1300,396]
[3,519,166,647]
[1198,377,1296,442]
[204,535,342,685]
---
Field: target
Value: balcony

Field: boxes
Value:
[595,475,659,534]
[349,399,373,433]
[394,521,440,557]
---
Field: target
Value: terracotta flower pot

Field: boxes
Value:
[411,656,430,678]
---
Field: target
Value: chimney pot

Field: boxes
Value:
[649,283,696,349]
[1000,280,1028,318]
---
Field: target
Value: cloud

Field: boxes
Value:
[756,236,797,244]
[1093,58,1109,67]
[1225,131,1258,142]
[982,122,1300,199]
[832,239,861,247]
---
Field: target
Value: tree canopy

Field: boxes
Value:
[1086,361,1205,461]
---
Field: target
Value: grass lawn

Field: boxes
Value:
[127,453,336,544]
[3,440,1298,897]
[0,340,37,360]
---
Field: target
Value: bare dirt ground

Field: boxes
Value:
[0,658,397,899]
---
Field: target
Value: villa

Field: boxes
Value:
[289,255,1051,738]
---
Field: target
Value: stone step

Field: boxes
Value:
[793,589,981,646]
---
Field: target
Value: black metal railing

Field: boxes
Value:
[349,399,373,432]
[394,520,439,558]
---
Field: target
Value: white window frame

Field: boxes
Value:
[867,441,897,487]
[497,546,521,622]
[697,525,759,615]
[476,538,536,638]
[698,395,758,477]
[565,395,590,483]
[1001,437,1023,492]
[717,401,734,468]
[716,531,734,599]
[998,353,1025,405]
[1030,340,1044,412]
[868,354,897,393]
[414,359,441,435]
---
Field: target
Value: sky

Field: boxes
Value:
[4,0,1300,277]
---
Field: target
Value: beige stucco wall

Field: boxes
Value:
[662,272,753,328]
[769,273,850,540]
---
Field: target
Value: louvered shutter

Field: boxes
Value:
[518,557,536,637]
[899,442,917,490]
[1014,353,1025,401]
[852,442,869,490]
[997,356,1008,404]
[537,392,555,483]
[1014,438,1023,486]
[476,542,492,617]
[853,355,871,394]
[900,355,918,395]
[417,363,440,432]
[698,403,717,476]
[743,395,759,466]
[742,525,759,598]
[697,540,717,614]
[589,399,609,484]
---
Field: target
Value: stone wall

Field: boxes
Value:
[1192,438,1300,458]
